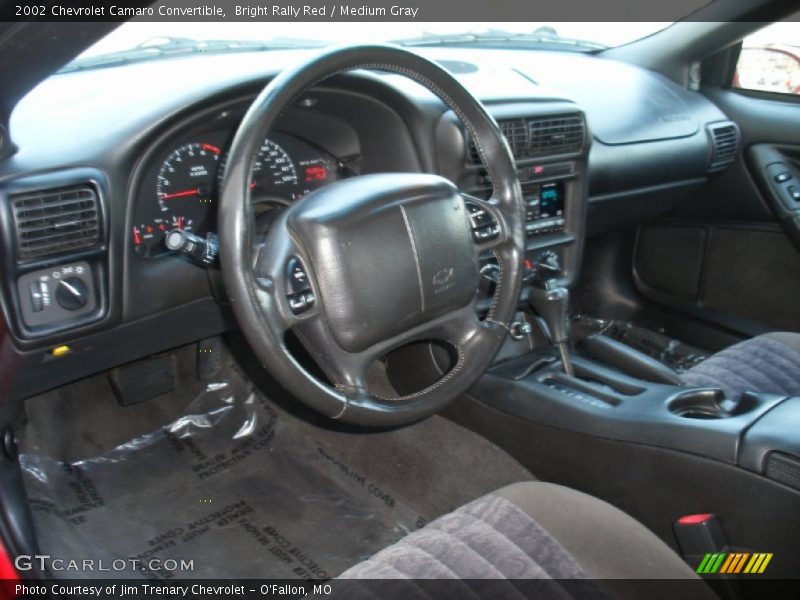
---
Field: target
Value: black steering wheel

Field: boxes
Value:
[219,45,525,426]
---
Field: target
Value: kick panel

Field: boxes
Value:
[703,228,800,331]
[634,223,800,333]
[635,225,706,299]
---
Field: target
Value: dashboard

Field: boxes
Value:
[0,46,736,405]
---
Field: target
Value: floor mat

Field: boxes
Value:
[20,380,422,579]
[573,316,708,373]
[17,341,532,580]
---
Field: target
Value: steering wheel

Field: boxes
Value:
[219,45,525,426]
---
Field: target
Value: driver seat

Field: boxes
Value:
[338,482,717,600]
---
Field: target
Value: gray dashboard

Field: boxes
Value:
[0,45,735,403]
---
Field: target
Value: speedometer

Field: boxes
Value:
[251,139,298,192]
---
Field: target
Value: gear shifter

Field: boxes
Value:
[529,252,574,376]
[530,282,574,375]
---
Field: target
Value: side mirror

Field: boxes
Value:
[734,46,800,95]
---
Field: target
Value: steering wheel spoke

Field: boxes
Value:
[424,303,485,347]
[293,312,381,394]
[293,300,485,398]
[253,212,320,333]
[462,193,510,253]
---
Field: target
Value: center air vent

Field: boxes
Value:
[707,122,740,172]
[498,119,529,158]
[10,185,101,261]
[469,113,585,163]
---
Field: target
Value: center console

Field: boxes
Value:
[436,98,798,504]
[471,226,800,490]
[474,350,789,465]
[443,102,798,490]
[430,100,800,583]
[456,278,800,579]
[434,101,590,318]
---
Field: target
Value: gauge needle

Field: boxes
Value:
[160,188,200,200]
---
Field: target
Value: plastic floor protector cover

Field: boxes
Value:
[19,381,423,580]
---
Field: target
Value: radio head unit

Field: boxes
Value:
[525,181,565,236]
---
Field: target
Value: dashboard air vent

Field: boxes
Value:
[500,119,529,158]
[528,114,585,157]
[10,185,101,260]
[469,113,585,163]
[707,122,740,172]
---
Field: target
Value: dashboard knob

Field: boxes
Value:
[538,250,562,274]
[28,280,48,312]
[55,277,89,311]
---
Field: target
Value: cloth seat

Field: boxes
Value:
[338,482,716,600]
[681,332,800,399]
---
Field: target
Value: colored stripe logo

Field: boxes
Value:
[696,552,773,574]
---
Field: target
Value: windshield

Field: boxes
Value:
[68,22,676,70]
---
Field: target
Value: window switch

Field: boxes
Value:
[788,186,800,201]
[774,171,792,183]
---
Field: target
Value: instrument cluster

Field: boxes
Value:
[132,130,340,258]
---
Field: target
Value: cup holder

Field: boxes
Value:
[668,389,757,419]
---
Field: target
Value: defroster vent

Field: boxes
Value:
[10,185,101,261]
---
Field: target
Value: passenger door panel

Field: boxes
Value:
[747,143,800,248]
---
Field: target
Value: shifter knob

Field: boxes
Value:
[529,282,574,376]
[530,283,570,344]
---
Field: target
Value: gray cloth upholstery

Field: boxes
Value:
[494,483,704,581]
[762,331,800,354]
[681,332,800,399]
[340,492,594,580]
[339,482,716,600]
